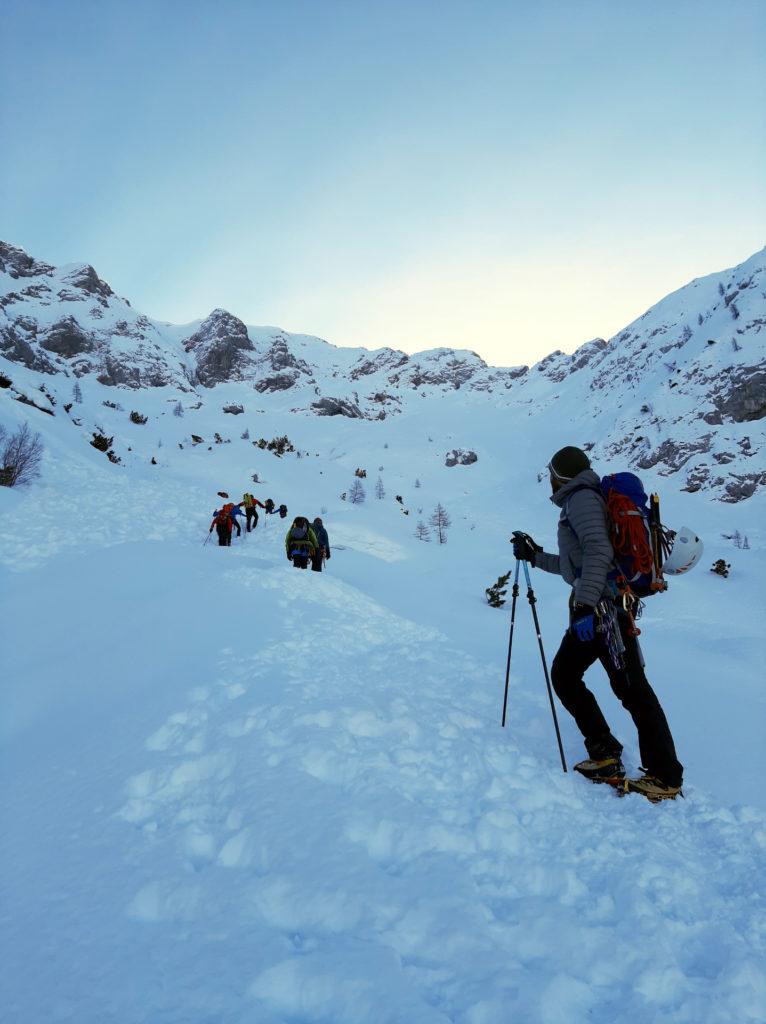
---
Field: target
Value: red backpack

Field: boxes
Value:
[214,503,234,529]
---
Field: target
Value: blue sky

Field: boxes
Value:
[1,0,764,365]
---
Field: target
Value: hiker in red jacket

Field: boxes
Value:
[209,503,235,546]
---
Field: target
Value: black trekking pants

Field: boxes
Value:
[292,554,309,569]
[551,614,683,787]
[216,523,231,546]
[246,508,258,532]
[311,551,323,572]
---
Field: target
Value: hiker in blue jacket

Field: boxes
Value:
[311,517,331,572]
[230,503,244,538]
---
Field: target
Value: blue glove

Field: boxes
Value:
[572,609,596,642]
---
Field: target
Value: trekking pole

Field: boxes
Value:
[203,531,211,547]
[501,559,521,727]
[520,559,567,773]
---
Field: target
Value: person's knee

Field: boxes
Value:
[551,649,568,698]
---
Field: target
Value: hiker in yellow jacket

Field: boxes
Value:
[242,492,266,533]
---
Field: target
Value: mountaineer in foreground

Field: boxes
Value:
[513,446,695,801]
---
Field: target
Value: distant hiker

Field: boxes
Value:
[513,445,683,801]
[242,492,265,532]
[278,503,288,519]
[264,498,276,515]
[311,517,331,572]
[229,502,244,538]
[210,505,234,546]
[285,516,318,569]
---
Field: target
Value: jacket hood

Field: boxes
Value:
[549,468,601,508]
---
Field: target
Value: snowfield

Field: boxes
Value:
[1,244,765,1022]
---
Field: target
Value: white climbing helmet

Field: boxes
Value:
[663,526,704,576]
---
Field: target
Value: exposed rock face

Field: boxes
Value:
[311,397,365,418]
[222,403,244,414]
[536,341,607,383]
[0,241,55,279]
[388,350,489,390]
[266,335,311,374]
[254,373,297,393]
[60,264,114,300]
[351,349,409,380]
[184,309,252,386]
[0,323,55,373]
[569,338,607,373]
[702,367,766,424]
[40,316,95,356]
[721,472,766,503]
[636,436,714,474]
[445,449,478,467]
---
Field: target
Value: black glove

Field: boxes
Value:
[512,531,541,563]
[209,527,213,533]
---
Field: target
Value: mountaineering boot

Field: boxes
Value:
[576,732,624,781]
[573,755,625,782]
[625,773,682,802]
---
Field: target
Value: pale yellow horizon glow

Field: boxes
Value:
[259,235,763,369]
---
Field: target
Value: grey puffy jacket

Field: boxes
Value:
[534,469,615,608]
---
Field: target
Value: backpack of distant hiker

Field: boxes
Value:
[243,493,254,507]
[291,520,309,542]
[289,519,312,555]
[566,473,667,599]
[278,504,288,519]
[214,507,232,529]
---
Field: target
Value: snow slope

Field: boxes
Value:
[1,353,765,1021]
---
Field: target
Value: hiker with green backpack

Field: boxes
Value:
[285,516,318,569]
[512,445,700,802]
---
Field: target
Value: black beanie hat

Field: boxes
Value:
[549,446,591,481]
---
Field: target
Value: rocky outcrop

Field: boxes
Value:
[222,403,244,414]
[184,309,252,386]
[445,449,478,467]
[265,334,311,375]
[311,396,365,418]
[570,338,607,372]
[59,264,114,301]
[636,436,713,474]
[388,350,488,390]
[0,323,55,373]
[254,373,297,393]
[0,241,55,279]
[702,366,766,424]
[350,349,409,380]
[40,316,95,357]
[721,472,766,503]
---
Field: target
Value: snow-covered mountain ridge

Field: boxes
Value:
[1,240,764,500]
